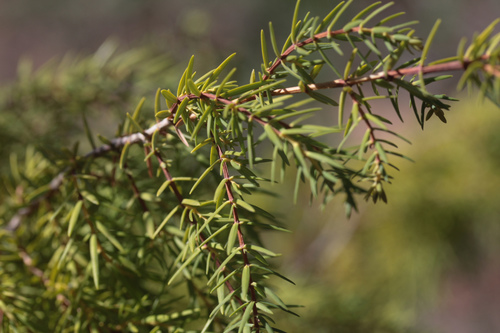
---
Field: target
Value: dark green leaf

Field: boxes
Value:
[161,89,178,108]
[190,160,220,194]
[235,199,256,213]
[168,248,202,285]
[89,234,99,289]
[241,265,251,301]
[153,205,180,239]
[264,124,283,150]
[68,200,83,237]
[239,301,255,333]
[227,222,240,255]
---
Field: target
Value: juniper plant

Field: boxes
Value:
[1,1,499,332]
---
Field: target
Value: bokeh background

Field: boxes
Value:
[1,0,500,332]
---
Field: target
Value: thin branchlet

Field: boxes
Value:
[3,2,499,332]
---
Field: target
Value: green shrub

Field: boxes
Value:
[1,1,499,332]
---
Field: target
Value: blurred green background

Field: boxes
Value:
[261,98,500,333]
[1,0,500,332]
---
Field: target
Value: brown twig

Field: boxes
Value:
[217,145,261,333]
[154,149,245,305]
[269,58,487,96]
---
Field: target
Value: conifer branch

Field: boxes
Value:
[6,54,493,231]
[218,144,261,332]
[2,1,499,331]
[269,56,495,96]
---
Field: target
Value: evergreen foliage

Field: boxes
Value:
[0,40,175,170]
[1,1,499,332]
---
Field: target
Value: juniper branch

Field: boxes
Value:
[7,54,493,231]
[217,144,261,332]
[270,56,495,96]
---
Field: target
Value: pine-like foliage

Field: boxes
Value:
[1,1,499,332]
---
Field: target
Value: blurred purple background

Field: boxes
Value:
[1,0,499,83]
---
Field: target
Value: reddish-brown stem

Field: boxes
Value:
[262,26,486,81]
[269,58,489,96]
[348,92,382,175]
[152,150,248,324]
[154,148,246,308]
[263,27,358,80]
[144,146,154,178]
[154,151,185,204]
[125,168,150,213]
[349,95,377,148]
[217,145,261,332]
[484,63,500,77]
[10,51,487,232]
